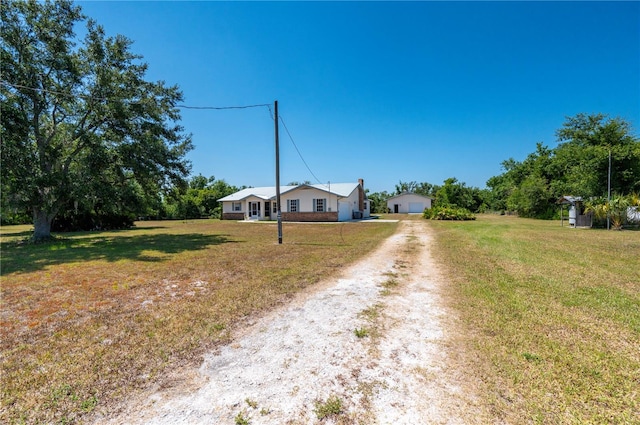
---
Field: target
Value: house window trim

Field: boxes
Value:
[232,202,242,212]
[287,199,299,213]
[313,198,327,212]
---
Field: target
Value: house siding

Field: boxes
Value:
[387,194,432,214]
[283,212,339,222]
[219,181,369,222]
[281,190,337,214]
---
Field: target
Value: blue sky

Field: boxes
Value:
[77,1,639,194]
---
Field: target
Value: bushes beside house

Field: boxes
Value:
[423,205,476,221]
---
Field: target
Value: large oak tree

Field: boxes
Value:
[1,0,193,240]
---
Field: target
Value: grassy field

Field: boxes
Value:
[428,215,640,424]
[3,215,639,424]
[0,219,398,424]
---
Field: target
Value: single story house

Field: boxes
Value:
[386,192,433,214]
[219,179,370,222]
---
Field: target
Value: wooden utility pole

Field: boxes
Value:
[607,148,611,230]
[275,100,282,244]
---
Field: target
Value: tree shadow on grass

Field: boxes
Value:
[1,232,238,274]
[0,229,34,239]
[288,242,352,247]
[0,225,169,241]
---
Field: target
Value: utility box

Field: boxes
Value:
[568,204,577,227]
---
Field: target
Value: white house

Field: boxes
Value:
[386,193,433,214]
[219,179,370,222]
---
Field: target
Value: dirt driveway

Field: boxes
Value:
[99,219,485,424]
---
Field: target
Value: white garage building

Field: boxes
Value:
[387,193,433,214]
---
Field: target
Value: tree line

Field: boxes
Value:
[486,113,639,219]
[368,113,640,222]
[2,1,639,240]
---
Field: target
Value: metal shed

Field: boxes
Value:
[557,196,592,228]
[386,193,433,214]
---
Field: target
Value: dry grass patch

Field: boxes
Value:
[379,271,400,296]
[356,303,385,340]
[428,214,640,424]
[0,219,396,424]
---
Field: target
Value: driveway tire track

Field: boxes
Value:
[97,220,484,424]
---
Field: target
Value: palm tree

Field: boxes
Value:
[584,196,631,230]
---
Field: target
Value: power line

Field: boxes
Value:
[176,103,271,110]
[1,81,97,100]
[4,80,321,186]
[1,80,270,111]
[278,115,325,186]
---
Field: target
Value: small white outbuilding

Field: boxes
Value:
[386,193,433,214]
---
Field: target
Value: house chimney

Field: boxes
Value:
[358,178,365,211]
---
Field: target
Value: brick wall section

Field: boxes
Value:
[222,213,245,220]
[282,212,339,222]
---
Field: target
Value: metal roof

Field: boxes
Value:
[557,196,583,204]
[386,192,434,201]
[218,186,295,202]
[218,182,361,202]
[299,182,360,198]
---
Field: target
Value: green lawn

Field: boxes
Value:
[0,219,397,424]
[428,215,640,424]
[3,216,638,424]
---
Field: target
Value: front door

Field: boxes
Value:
[394,204,399,213]
[249,202,260,219]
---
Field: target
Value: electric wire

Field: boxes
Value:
[176,103,271,110]
[278,115,326,187]
[3,79,323,186]
[1,80,270,111]
[1,81,96,100]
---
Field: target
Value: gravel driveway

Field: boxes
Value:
[100,219,484,424]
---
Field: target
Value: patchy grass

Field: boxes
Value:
[234,411,250,425]
[353,327,369,338]
[379,273,400,295]
[0,219,397,424]
[313,394,344,420]
[356,302,385,359]
[428,214,640,424]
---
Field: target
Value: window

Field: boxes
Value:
[232,202,242,211]
[313,198,326,212]
[287,199,299,212]
[273,202,277,213]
